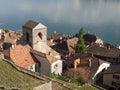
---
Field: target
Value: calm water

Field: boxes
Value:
[0,0,120,44]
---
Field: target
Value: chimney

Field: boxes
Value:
[107,46,110,50]
[12,39,17,49]
[91,53,94,57]
[89,58,91,67]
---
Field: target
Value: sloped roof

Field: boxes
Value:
[30,49,58,64]
[89,57,100,77]
[47,40,54,46]
[3,43,36,67]
[46,55,58,64]
[54,37,78,53]
[47,32,68,40]
[103,65,120,74]
[66,37,78,53]
[63,53,100,82]
[87,45,120,58]
[30,49,46,58]
[4,31,19,44]
[9,32,17,39]
[84,33,99,43]
[46,45,60,57]
[23,20,39,29]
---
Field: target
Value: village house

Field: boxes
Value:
[52,37,78,55]
[47,31,70,45]
[102,65,120,90]
[87,44,120,64]
[52,33,103,57]
[31,49,62,75]
[3,41,36,72]
[62,52,102,83]
[83,33,103,45]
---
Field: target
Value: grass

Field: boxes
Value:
[0,59,100,90]
[49,73,100,90]
[81,84,101,90]
[0,59,43,89]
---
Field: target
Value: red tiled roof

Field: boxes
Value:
[54,37,78,54]
[3,48,10,57]
[46,55,58,64]
[3,44,36,67]
[30,49,58,64]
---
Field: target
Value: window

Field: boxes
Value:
[112,81,120,87]
[37,32,42,42]
[30,66,33,69]
[38,32,42,39]
[113,75,119,79]
[54,64,58,68]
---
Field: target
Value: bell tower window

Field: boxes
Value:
[37,32,42,41]
[26,32,29,41]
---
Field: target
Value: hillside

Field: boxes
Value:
[0,59,43,89]
[0,59,100,90]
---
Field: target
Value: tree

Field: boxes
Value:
[75,28,86,53]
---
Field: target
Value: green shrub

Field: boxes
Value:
[48,73,56,78]
[4,29,10,33]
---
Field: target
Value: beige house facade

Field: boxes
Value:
[103,65,120,90]
[31,49,62,75]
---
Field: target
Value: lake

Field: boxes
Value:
[0,0,120,44]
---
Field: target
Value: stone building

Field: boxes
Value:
[102,65,120,90]
[23,20,47,53]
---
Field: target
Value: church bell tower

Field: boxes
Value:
[22,20,47,53]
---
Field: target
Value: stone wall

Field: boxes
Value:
[33,81,52,90]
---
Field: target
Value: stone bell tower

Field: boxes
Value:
[22,20,47,53]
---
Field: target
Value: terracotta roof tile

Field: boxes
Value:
[54,37,78,54]
[30,49,46,58]
[3,43,36,67]
[46,45,60,57]
[46,55,58,64]
[66,37,78,53]
[30,49,58,64]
